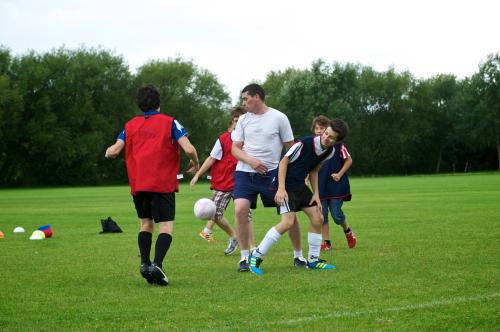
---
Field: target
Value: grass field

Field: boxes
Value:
[0,173,499,331]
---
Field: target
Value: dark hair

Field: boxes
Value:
[229,106,245,125]
[310,115,330,132]
[329,118,349,141]
[136,84,160,112]
[241,83,265,101]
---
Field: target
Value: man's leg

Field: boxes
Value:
[138,218,155,284]
[234,198,252,271]
[149,221,173,286]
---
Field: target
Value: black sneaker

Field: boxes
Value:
[150,263,169,286]
[238,258,250,272]
[294,257,308,268]
[140,263,155,284]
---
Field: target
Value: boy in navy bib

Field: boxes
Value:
[248,119,349,275]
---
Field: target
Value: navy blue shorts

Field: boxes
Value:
[233,170,277,209]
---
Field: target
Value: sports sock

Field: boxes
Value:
[324,240,331,246]
[240,249,250,261]
[153,233,172,267]
[255,227,281,257]
[204,227,212,234]
[308,232,322,262]
[293,249,303,259]
[344,227,351,234]
[138,231,152,264]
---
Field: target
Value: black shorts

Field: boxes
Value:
[132,192,175,222]
[276,185,316,215]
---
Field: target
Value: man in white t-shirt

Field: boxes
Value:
[231,83,307,272]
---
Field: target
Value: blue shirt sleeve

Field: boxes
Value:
[172,119,188,141]
[117,130,125,141]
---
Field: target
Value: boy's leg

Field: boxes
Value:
[321,200,331,251]
[138,218,155,284]
[250,212,296,275]
[332,199,356,248]
[302,206,335,270]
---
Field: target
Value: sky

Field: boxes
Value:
[1,0,499,103]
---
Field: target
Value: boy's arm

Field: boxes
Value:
[190,156,216,190]
[231,141,268,174]
[105,140,125,159]
[274,156,290,205]
[309,164,322,212]
[332,156,352,182]
[177,136,200,174]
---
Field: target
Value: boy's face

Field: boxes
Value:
[320,126,339,148]
[314,124,326,136]
[229,116,239,131]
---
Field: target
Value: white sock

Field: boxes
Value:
[255,227,281,257]
[293,250,304,259]
[204,227,212,234]
[240,250,249,261]
[308,232,322,262]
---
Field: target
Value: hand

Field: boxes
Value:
[274,188,288,206]
[105,147,117,159]
[186,160,199,174]
[249,158,268,174]
[189,175,198,190]
[331,173,341,182]
[309,194,322,214]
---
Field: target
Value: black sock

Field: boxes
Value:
[138,231,152,265]
[344,227,351,234]
[153,233,173,267]
[325,240,331,246]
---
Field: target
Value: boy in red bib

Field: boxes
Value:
[106,85,199,286]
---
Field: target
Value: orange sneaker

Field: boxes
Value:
[199,230,216,243]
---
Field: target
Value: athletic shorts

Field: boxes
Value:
[276,185,316,215]
[132,192,175,222]
[211,190,253,222]
[233,170,277,209]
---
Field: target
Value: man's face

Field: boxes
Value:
[320,127,339,148]
[241,91,258,113]
[314,124,326,136]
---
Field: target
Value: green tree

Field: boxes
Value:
[135,58,231,168]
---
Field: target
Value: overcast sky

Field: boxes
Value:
[1,0,499,103]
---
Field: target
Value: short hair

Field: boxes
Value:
[136,84,160,112]
[229,106,245,125]
[310,115,330,132]
[241,83,265,101]
[329,118,349,141]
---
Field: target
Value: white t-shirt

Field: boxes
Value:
[232,107,294,172]
[209,139,223,160]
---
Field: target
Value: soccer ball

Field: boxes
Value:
[194,198,216,220]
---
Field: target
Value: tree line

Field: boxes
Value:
[0,47,498,186]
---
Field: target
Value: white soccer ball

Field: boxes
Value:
[194,198,216,220]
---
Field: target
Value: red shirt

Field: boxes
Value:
[210,131,237,191]
[125,114,180,194]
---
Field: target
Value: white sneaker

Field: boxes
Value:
[224,238,238,256]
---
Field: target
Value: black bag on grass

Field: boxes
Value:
[100,217,123,233]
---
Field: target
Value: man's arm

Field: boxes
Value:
[231,141,268,174]
[190,156,216,190]
[274,156,289,205]
[283,140,295,151]
[178,136,200,174]
[105,140,125,159]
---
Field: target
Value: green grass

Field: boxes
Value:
[0,173,499,331]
